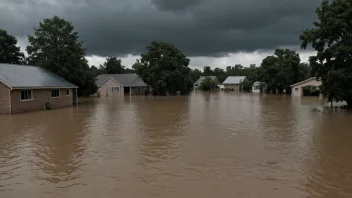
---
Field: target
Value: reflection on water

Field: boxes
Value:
[1,92,352,197]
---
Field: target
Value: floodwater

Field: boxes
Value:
[1,92,352,198]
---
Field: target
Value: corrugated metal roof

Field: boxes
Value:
[95,73,148,87]
[222,76,246,84]
[0,64,78,89]
[195,76,220,84]
[252,81,265,86]
[290,77,317,87]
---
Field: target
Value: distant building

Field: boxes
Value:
[194,76,220,89]
[0,64,78,114]
[290,77,321,97]
[95,74,148,96]
[252,82,266,93]
[222,76,246,91]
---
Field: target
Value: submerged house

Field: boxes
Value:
[95,73,148,97]
[222,76,246,91]
[290,77,322,97]
[0,64,78,114]
[194,76,220,89]
[252,82,266,93]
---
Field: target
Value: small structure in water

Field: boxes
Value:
[291,78,322,97]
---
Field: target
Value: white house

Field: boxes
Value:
[290,77,322,97]
[252,82,265,93]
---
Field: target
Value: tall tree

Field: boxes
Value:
[260,49,305,94]
[300,0,352,107]
[191,68,202,82]
[0,29,24,64]
[26,16,97,96]
[134,41,193,95]
[101,56,125,74]
[203,66,213,76]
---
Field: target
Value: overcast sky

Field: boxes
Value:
[1,0,320,69]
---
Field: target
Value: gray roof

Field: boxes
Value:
[222,76,246,84]
[195,76,220,84]
[290,77,317,87]
[95,73,148,87]
[0,64,78,89]
[252,81,265,86]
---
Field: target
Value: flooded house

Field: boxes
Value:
[0,64,78,114]
[252,81,266,93]
[95,73,148,97]
[222,76,246,91]
[290,77,322,97]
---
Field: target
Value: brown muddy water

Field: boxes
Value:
[1,92,352,198]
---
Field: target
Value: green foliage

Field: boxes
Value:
[259,49,309,94]
[134,41,193,95]
[45,101,52,110]
[303,86,320,96]
[0,29,24,64]
[300,0,352,107]
[26,16,97,97]
[191,69,202,82]
[101,56,125,74]
[199,77,218,91]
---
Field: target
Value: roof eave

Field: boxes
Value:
[12,86,79,89]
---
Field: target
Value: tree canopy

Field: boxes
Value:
[134,41,193,95]
[300,0,352,106]
[0,29,24,64]
[101,56,125,74]
[26,16,97,96]
[199,77,218,91]
[259,49,310,94]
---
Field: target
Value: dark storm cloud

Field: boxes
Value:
[0,0,321,57]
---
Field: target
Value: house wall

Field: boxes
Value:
[0,82,10,114]
[130,86,148,95]
[224,84,240,91]
[11,89,73,114]
[98,78,124,97]
[291,79,322,97]
[252,87,260,93]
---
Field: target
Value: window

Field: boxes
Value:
[111,87,120,93]
[66,90,70,96]
[51,89,60,98]
[20,90,33,101]
[295,88,299,91]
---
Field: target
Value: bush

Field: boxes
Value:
[199,78,218,91]
[45,101,52,110]
[303,86,320,96]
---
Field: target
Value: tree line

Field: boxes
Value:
[1,0,351,106]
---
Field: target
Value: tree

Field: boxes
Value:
[191,68,202,82]
[213,67,227,82]
[26,16,97,96]
[101,56,125,74]
[300,0,352,107]
[199,77,218,91]
[134,41,193,95]
[0,29,24,64]
[260,49,306,94]
[203,66,213,76]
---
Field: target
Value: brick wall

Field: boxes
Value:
[0,82,10,114]
[11,89,73,114]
